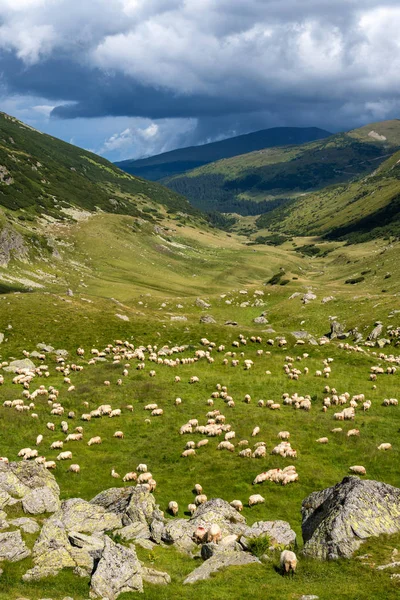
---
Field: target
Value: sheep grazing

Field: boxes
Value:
[88,436,102,446]
[46,422,55,431]
[111,468,120,478]
[68,464,80,473]
[195,494,207,505]
[194,483,203,495]
[349,465,366,475]
[113,431,124,439]
[248,494,265,507]
[44,460,56,469]
[50,441,63,450]
[181,448,196,457]
[188,503,197,515]
[137,464,147,472]
[280,550,297,575]
[230,500,243,512]
[378,443,392,451]
[193,526,207,544]
[316,437,329,444]
[207,523,222,544]
[57,451,72,461]
[36,434,43,446]
[347,429,360,437]
[168,501,179,516]
[123,471,137,482]
[251,426,260,437]
[278,431,290,440]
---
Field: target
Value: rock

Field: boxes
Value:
[302,292,317,304]
[200,315,216,324]
[141,566,171,585]
[0,530,30,562]
[162,519,197,554]
[289,292,301,300]
[55,349,68,357]
[133,538,155,550]
[66,289,73,297]
[116,522,151,541]
[115,314,129,322]
[300,596,319,600]
[240,520,296,550]
[195,298,210,309]
[36,343,54,352]
[253,316,268,324]
[0,462,60,512]
[68,531,105,560]
[59,498,122,533]
[376,561,400,570]
[123,488,164,528]
[302,477,400,559]
[367,322,383,341]
[10,518,40,534]
[3,358,35,373]
[22,487,60,515]
[377,338,391,348]
[329,320,345,339]
[225,321,238,326]
[322,296,335,304]
[170,316,187,321]
[90,486,134,515]
[183,551,260,584]
[0,333,4,344]
[192,498,246,529]
[89,536,143,598]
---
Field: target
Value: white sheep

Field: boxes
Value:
[68,464,80,473]
[280,550,297,574]
[230,500,243,512]
[57,451,72,460]
[88,436,102,446]
[248,494,265,507]
[168,501,179,516]
[349,465,366,475]
[123,471,137,482]
[378,443,392,451]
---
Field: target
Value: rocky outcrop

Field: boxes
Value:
[89,536,143,599]
[302,477,400,559]
[183,550,260,584]
[240,520,296,550]
[3,359,35,373]
[0,530,30,562]
[0,461,60,514]
[367,322,383,341]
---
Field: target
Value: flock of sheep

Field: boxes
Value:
[0,330,399,574]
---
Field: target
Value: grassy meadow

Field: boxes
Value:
[1,216,400,599]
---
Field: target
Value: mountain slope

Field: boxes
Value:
[256,148,400,242]
[164,120,400,215]
[115,126,331,181]
[0,112,199,221]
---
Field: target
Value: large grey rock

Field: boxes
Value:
[123,488,164,528]
[329,320,345,339]
[90,486,135,515]
[141,566,171,585]
[10,517,40,534]
[116,522,151,541]
[22,487,60,515]
[162,519,197,554]
[367,322,383,341]
[0,462,60,513]
[22,517,95,581]
[89,536,143,599]
[0,530,30,562]
[302,477,400,559]
[195,298,210,309]
[240,520,296,550]
[183,551,260,584]
[253,316,268,324]
[68,531,105,560]
[3,358,35,373]
[59,498,122,533]
[200,315,216,324]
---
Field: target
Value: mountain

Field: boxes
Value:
[0,112,200,223]
[164,120,400,215]
[256,147,400,243]
[115,126,331,181]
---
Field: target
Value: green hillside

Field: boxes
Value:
[115,127,330,181]
[256,148,400,242]
[164,120,400,215]
[0,112,200,221]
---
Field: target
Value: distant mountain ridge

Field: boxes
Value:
[115,126,331,181]
[163,120,400,216]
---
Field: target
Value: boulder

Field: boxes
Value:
[59,498,122,533]
[0,530,30,562]
[200,315,216,324]
[240,520,296,550]
[36,343,54,352]
[122,488,164,528]
[302,477,400,559]
[3,358,35,373]
[10,518,40,534]
[141,566,171,585]
[89,536,143,598]
[367,322,383,341]
[195,298,211,309]
[162,519,197,554]
[116,522,151,541]
[0,462,60,513]
[90,486,134,515]
[253,316,268,324]
[183,551,260,584]
[329,320,345,339]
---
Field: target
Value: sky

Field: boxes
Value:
[0,0,400,162]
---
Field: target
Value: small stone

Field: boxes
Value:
[141,566,171,585]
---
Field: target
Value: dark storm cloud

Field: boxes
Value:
[1,0,400,155]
